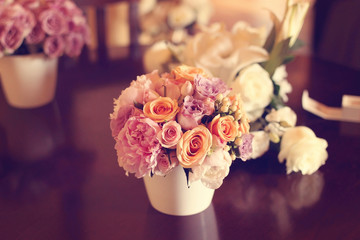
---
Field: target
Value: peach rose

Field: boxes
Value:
[209,114,238,142]
[177,125,212,168]
[171,65,209,84]
[143,97,179,123]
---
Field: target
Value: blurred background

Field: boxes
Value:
[78,0,360,70]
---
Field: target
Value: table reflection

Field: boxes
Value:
[145,203,219,240]
[0,102,65,162]
[227,170,324,236]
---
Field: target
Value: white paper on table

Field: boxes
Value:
[302,90,360,123]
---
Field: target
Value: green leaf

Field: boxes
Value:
[263,26,276,52]
[273,82,280,96]
[263,38,291,77]
[289,38,305,51]
[282,55,295,65]
[270,95,285,109]
[263,9,281,52]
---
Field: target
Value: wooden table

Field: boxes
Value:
[0,53,359,240]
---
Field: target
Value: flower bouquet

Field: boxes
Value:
[0,0,90,108]
[110,65,253,215]
[0,0,90,58]
[143,0,328,175]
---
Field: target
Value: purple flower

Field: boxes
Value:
[238,133,254,161]
[194,74,230,100]
[177,95,214,130]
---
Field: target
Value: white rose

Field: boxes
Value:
[181,22,268,84]
[181,0,213,25]
[266,106,297,127]
[278,126,328,175]
[230,64,274,121]
[250,131,270,159]
[277,1,310,47]
[190,149,232,189]
[273,65,292,102]
[167,4,196,29]
[265,106,297,137]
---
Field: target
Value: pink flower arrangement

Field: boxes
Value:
[0,0,90,58]
[110,65,254,189]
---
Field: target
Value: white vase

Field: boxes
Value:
[0,53,58,109]
[143,166,215,216]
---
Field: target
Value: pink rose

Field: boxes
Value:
[43,35,65,57]
[0,23,24,53]
[194,75,230,100]
[154,150,179,176]
[180,80,194,96]
[177,95,214,130]
[17,0,40,9]
[6,4,36,36]
[157,121,183,149]
[59,0,83,18]
[115,116,161,178]
[72,21,91,45]
[212,134,227,149]
[39,8,68,35]
[26,23,45,44]
[64,32,84,57]
[156,81,181,100]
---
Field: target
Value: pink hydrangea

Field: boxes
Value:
[115,116,162,178]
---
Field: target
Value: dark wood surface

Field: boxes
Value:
[0,51,360,240]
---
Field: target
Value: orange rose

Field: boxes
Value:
[171,65,209,84]
[177,125,212,168]
[209,114,238,142]
[143,97,179,123]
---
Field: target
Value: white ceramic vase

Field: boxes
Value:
[0,53,58,108]
[143,166,215,216]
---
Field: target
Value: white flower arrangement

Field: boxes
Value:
[143,0,328,175]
